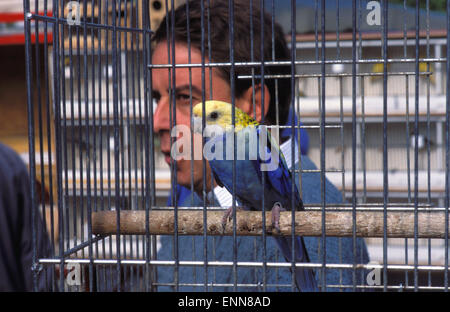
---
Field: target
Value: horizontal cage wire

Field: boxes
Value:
[17,0,450,292]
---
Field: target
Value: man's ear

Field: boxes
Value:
[236,84,270,123]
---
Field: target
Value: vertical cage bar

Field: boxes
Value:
[337,0,346,292]
[111,0,122,291]
[403,0,411,289]
[320,0,327,291]
[357,0,367,290]
[228,0,238,291]
[185,0,200,289]
[142,0,156,292]
[90,0,99,278]
[352,0,358,292]
[290,0,297,292]
[413,0,420,292]
[81,0,94,292]
[381,0,389,292]
[97,0,107,292]
[53,0,66,292]
[23,0,38,292]
[43,0,56,291]
[33,0,45,290]
[425,0,432,289]
[200,0,209,292]
[445,0,450,293]
[259,0,268,292]
[168,0,180,292]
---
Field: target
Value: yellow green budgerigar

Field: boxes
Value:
[193,100,259,131]
[192,100,318,292]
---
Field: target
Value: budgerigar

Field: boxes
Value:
[192,100,318,292]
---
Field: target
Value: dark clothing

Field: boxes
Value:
[0,143,52,291]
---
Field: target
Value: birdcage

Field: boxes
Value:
[22,0,450,292]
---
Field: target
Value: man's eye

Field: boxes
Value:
[176,93,191,101]
[152,91,161,101]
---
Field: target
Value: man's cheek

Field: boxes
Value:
[175,160,197,185]
[158,132,171,150]
[170,125,204,161]
[193,133,204,160]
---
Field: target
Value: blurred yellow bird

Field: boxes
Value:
[419,62,435,84]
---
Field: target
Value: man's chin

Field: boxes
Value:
[174,171,203,193]
[167,158,212,194]
[175,176,195,190]
[168,161,193,185]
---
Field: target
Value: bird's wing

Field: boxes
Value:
[256,126,303,210]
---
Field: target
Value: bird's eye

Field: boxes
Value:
[209,111,219,120]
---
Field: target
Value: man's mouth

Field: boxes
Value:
[164,153,171,165]
[161,150,171,165]
[164,153,184,171]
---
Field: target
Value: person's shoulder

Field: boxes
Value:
[0,142,28,176]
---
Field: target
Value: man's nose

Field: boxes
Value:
[153,98,171,133]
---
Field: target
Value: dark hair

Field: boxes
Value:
[152,0,292,126]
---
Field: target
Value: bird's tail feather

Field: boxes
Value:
[274,236,318,292]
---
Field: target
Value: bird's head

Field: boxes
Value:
[192,100,258,133]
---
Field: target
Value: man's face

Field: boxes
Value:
[152,41,234,193]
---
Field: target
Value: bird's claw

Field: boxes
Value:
[221,203,285,234]
[221,206,244,234]
[221,207,234,234]
[271,202,285,234]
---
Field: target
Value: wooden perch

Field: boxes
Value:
[92,209,450,238]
